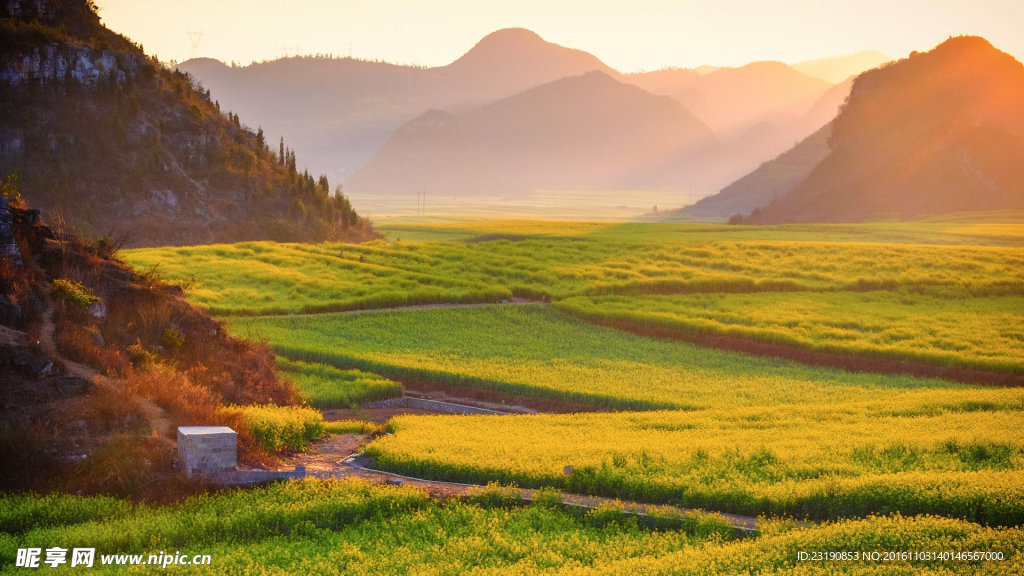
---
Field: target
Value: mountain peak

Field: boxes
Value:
[474,28,546,47]
[450,28,555,66]
[746,35,1024,224]
[931,34,996,54]
[447,28,613,76]
[437,27,618,108]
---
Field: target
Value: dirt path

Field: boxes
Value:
[340,297,547,315]
[259,297,549,318]
[39,294,174,440]
[289,433,762,532]
[38,292,98,382]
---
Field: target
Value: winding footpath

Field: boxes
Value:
[290,432,764,533]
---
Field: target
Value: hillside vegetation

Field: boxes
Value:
[0,0,370,246]
[0,189,325,497]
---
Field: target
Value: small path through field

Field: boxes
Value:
[343,296,546,314]
[290,433,762,532]
[259,297,548,318]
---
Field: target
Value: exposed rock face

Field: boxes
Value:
[0,44,140,87]
[4,0,58,21]
[0,196,22,267]
[1,0,140,88]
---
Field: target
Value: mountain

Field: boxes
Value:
[345,71,719,197]
[626,61,836,192]
[436,28,618,101]
[0,0,370,246]
[793,50,891,83]
[177,56,423,182]
[629,61,832,137]
[177,28,620,182]
[0,198,298,495]
[682,124,831,219]
[679,78,854,219]
[744,36,1024,224]
[181,30,848,191]
[793,77,855,135]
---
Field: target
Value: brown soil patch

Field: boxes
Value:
[583,318,1024,388]
[398,377,601,414]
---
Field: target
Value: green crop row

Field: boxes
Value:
[124,220,1024,378]
[276,357,403,408]
[555,292,1024,374]
[366,395,1024,525]
[2,480,1022,574]
[124,222,1024,318]
[228,306,966,411]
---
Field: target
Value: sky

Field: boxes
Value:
[95,0,1024,71]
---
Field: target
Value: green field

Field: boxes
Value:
[366,399,1024,524]
[2,480,1021,575]
[108,218,1024,569]
[226,305,966,411]
[276,357,403,408]
[226,303,1024,523]
[125,220,1024,376]
[556,292,1024,373]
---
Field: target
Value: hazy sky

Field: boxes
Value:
[96,1,1024,71]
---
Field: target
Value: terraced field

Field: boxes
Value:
[227,305,967,410]
[366,398,1024,524]
[126,219,1024,378]
[116,218,1024,568]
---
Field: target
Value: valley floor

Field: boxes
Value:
[10,217,1022,573]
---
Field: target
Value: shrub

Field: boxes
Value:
[531,486,563,509]
[584,500,630,528]
[221,404,325,453]
[159,327,184,350]
[466,482,523,508]
[51,278,99,307]
[686,509,736,540]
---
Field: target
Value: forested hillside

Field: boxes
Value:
[0,0,371,246]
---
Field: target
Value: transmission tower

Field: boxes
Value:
[187,30,203,59]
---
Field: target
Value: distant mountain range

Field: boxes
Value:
[793,50,891,83]
[179,28,885,197]
[682,125,831,219]
[734,36,1024,224]
[629,61,832,138]
[346,71,719,197]
[178,29,621,184]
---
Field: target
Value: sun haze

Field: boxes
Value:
[96,0,1024,70]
